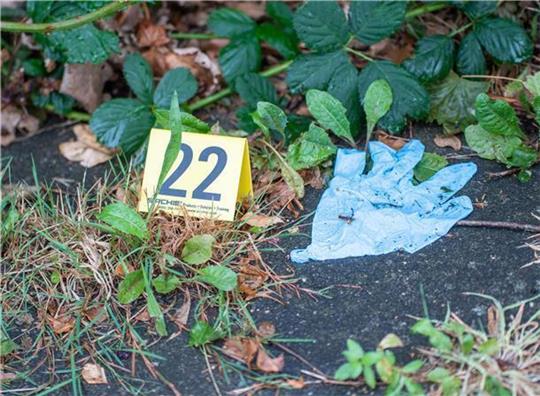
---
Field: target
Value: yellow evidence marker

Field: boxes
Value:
[138,128,253,221]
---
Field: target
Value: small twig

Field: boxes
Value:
[203,346,222,396]
[300,370,363,386]
[457,220,540,233]
[274,343,326,377]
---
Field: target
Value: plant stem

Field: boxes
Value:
[0,1,129,33]
[345,47,374,62]
[404,2,447,19]
[187,60,293,112]
[170,32,220,40]
[449,22,473,37]
[45,105,91,122]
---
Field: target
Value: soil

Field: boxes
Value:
[2,124,540,395]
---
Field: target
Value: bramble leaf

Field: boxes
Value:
[153,68,198,108]
[455,0,497,19]
[219,35,261,83]
[428,71,488,134]
[524,72,540,97]
[286,123,337,170]
[293,0,350,52]
[358,61,429,133]
[348,1,407,45]
[403,35,454,83]
[208,7,255,37]
[234,73,278,107]
[456,32,486,76]
[256,22,299,59]
[123,53,154,104]
[252,102,287,139]
[266,1,294,28]
[475,18,533,64]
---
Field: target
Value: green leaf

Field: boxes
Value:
[475,93,523,137]
[0,331,17,357]
[414,153,449,182]
[158,92,182,187]
[328,61,362,136]
[154,68,198,109]
[456,0,497,19]
[234,73,278,107]
[219,35,261,83]
[524,71,540,97]
[334,361,362,381]
[32,92,75,116]
[343,339,364,361]
[533,96,540,125]
[293,0,350,52]
[256,22,299,59]
[152,274,181,294]
[362,351,383,366]
[358,61,429,133]
[22,58,46,77]
[363,365,376,389]
[461,334,475,354]
[348,1,407,45]
[456,32,486,75]
[189,321,223,347]
[363,79,393,138]
[478,338,499,355]
[427,367,450,383]
[475,18,533,64]
[411,319,435,336]
[377,333,403,350]
[266,1,294,28]
[465,124,522,163]
[428,71,488,134]
[287,123,336,170]
[429,331,453,352]
[198,265,238,291]
[236,106,259,133]
[403,35,454,83]
[402,360,424,374]
[117,270,145,304]
[123,53,154,104]
[181,234,215,265]
[266,143,305,198]
[98,202,148,240]
[90,98,155,155]
[153,109,210,133]
[252,101,287,138]
[306,89,354,145]
[143,266,167,336]
[208,7,255,37]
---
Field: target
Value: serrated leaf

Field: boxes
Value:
[189,321,223,347]
[348,1,407,45]
[256,22,299,59]
[455,0,497,19]
[208,7,255,37]
[306,89,354,145]
[266,1,294,28]
[123,53,154,104]
[428,71,488,134]
[475,93,523,137]
[98,202,148,239]
[327,60,362,136]
[363,79,393,137]
[22,58,46,77]
[285,114,312,144]
[456,32,486,76]
[154,68,198,109]
[293,1,350,52]
[475,18,533,64]
[152,274,181,294]
[403,35,454,83]
[465,124,521,162]
[335,362,362,381]
[524,71,540,97]
[198,265,238,291]
[505,145,537,169]
[117,269,144,304]
[219,35,261,83]
[358,61,429,133]
[181,234,215,265]
[234,73,278,107]
[287,50,351,93]
[153,109,210,133]
[158,92,182,187]
[236,106,259,133]
[414,153,449,182]
[286,123,337,170]
[90,98,155,155]
[253,101,287,138]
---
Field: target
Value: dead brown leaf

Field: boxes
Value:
[487,306,499,337]
[134,308,151,322]
[59,124,114,168]
[48,314,75,334]
[83,305,107,323]
[226,2,265,19]
[257,322,276,338]
[256,348,284,373]
[60,63,113,112]
[223,337,259,367]
[299,168,325,189]
[241,212,284,228]
[137,19,170,48]
[172,292,191,332]
[368,35,414,64]
[1,105,39,146]
[434,134,462,151]
[376,131,408,150]
[81,363,108,385]
[286,377,305,389]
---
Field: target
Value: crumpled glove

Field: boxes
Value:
[290,140,477,264]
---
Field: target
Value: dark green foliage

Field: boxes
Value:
[455,0,497,19]
[234,73,279,107]
[32,92,76,115]
[456,32,486,75]
[208,7,256,37]
[348,1,407,45]
[219,35,262,83]
[123,53,154,104]
[153,68,198,108]
[256,23,299,59]
[475,18,533,64]
[403,35,454,83]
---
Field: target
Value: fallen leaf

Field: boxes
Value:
[137,19,170,48]
[378,333,404,350]
[286,377,305,389]
[241,212,284,228]
[172,292,191,332]
[223,337,260,367]
[368,35,414,64]
[134,308,151,322]
[256,348,284,373]
[487,306,499,337]
[81,363,107,385]
[299,167,325,189]
[257,322,276,338]
[434,134,462,151]
[60,63,113,112]
[1,105,39,146]
[59,124,114,167]
[238,263,268,299]
[115,262,134,277]
[48,314,75,334]
[83,305,107,323]
[376,131,407,150]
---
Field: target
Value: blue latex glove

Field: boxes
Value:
[290,140,477,264]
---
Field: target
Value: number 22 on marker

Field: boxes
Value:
[138,129,253,221]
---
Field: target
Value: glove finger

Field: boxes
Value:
[414,162,477,205]
[367,141,398,175]
[389,139,425,181]
[333,148,366,178]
